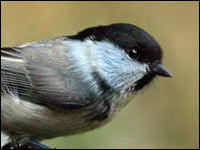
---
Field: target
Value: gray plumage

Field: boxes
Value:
[1,23,172,146]
[1,37,148,143]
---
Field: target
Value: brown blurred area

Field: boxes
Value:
[1,1,199,149]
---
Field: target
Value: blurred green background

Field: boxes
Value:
[1,1,199,149]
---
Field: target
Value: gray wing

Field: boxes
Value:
[1,38,92,110]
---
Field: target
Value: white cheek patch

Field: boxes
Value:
[129,60,148,79]
[89,41,148,90]
[63,39,148,93]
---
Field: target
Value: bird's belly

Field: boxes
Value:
[1,92,133,142]
[33,102,121,140]
[1,96,119,141]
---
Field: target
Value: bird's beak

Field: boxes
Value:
[153,64,173,77]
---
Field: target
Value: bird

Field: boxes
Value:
[1,23,172,149]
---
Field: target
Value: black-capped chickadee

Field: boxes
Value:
[1,23,172,149]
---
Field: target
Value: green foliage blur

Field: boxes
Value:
[1,1,199,149]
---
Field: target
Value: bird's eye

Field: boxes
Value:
[128,49,138,59]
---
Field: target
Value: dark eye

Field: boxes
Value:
[128,49,138,59]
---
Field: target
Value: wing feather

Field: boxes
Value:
[1,40,91,110]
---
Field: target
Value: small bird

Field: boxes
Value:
[1,23,172,148]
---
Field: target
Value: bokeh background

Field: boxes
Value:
[1,1,199,149]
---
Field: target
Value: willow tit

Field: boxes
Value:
[1,23,172,148]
